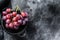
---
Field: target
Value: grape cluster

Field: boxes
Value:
[2,8,28,30]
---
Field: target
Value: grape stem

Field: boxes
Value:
[15,5,22,12]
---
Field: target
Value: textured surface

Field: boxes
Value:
[3,0,60,40]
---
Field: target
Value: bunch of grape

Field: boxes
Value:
[2,8,28,30]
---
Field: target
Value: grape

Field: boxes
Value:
[16,14,21,20]
[14,26,19,30]
[2,16,7,20]
[24,18,28,22]
[9,23,14,28]
[12,12,17,17]
[6,14,11,19]
[13,22,18,26]
[10,13,12,16]
[24,11,28,16]
[5,24,9,28]
[21,11,28,17]
[22,20,26,25]
[12,17,17,22]
[6,19,11,24]
[20,15,23,19]
[2,8,29,30]
[6,8,11,13]
[2,11,7,16]
[18,20,22,24]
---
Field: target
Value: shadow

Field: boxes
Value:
[26,21,37,39]
[45,17,53,24]
[47,3,60,16]
[0,0,11,11]
[12,35,27,40]
[32,8,42,22]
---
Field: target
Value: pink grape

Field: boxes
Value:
[14,26,19,30]
[6,19,11,24]
[20,15,23,19]
[16,14,21,20]
[9,23,14,28]
[21,11,28,17]
[18,20,22,24]
[2,11,7,16]
[24,18,28,22]
[12,12,17,17]
[22,20,26,25]
[5,24,9,28]
[2,8,29,30]
[2,16,7,20]
[12,17,17,22]
[6,8,11,13]
[6,14,11,19]
[10,13,13,16]
[13,22,19,26]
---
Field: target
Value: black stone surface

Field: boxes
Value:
[1,0,60,40]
